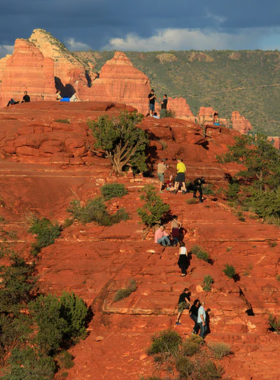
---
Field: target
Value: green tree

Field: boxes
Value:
[137,185,170,227]
[88,111,149,175]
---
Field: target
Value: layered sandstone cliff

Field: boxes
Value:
[29,29,95,94]
[0,39,56,107]
[78,52,151,114]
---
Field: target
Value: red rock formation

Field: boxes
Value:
[78,52,151,115]
[29,29,94,93]
[0,55,11,82]
[268,136,280,149]
[0,39,56,107]
[167,97,194,119]
[198,106,217,122]
[231,111,252,134]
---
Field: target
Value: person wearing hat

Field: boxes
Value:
[157,158,168,193]
[148,89,156,116]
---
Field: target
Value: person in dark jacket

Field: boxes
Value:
[177,242,188,277]
[193,177,205,203]
[189,299,200,334]
[175,287,191,325]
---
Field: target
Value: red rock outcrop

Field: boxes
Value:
[29,29,94,93]
[0,39,56,107]
[0,55,11,82]
[167,97,194,119]
[231,111,252,134]
[268,136,280,149]
[78,52,151,114]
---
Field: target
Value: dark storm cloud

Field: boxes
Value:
[0,0,280,52]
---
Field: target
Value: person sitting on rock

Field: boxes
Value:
[21,91,30,103]
[70,92,81,102]
[176,287,191,325]
[213,112,220,126]
[6,98,19,107]
[193,177,205,203]
[154,225,171,246]
[177,242,188,276]
[165,175,175,191]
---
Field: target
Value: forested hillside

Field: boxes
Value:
[75,50,280,136]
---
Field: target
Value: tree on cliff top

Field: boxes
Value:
[88,111,149,175]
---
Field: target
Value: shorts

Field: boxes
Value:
[157,173,164,182]
[178,301,189,313]
[149,104,155,111]
[175,172,185,183]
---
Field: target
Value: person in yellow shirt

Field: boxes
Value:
[174,158,187,194]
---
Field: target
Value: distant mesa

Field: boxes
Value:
[188,52,214,62]
[156,53,178,64]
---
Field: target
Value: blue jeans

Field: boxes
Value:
[190,315,199,334]
[172,237,179,246]
[199,322,207,338]
[157,236,170,246]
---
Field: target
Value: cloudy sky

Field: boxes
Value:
[1,0,280,57]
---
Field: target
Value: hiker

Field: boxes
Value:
[148,89,156,116]
[175,288,191,325]
[193,177,205,203]
[6,98,19,107]
[21,91,30,103]
[213,112,220,126]
[160,94,168,118]
[157,158,168,193]
[189,299,200,334]
[171,215,181,246]
[165,175,175,191]
[177,242,188,276]
[197,301,207,338]
[154,226,171,247]
[153,112,160,119]
[173,158,187,194]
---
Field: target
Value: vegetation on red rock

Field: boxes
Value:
[114,279,137,302]
[101,183,128,201]
[88,111,149,174]
[28,217,62,256]
[191,245,210,263]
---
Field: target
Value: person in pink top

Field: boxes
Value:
[154,226,171,246]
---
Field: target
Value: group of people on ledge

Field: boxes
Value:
[7,91,30,107]
[148,89,168,119]
[176,290,208,339]
[157,157,205,201]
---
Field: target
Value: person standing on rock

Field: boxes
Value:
[22,91,30,103]
[148,89,156,116]
[177,242,188,276]
[171,215,181,246]
[197,301,207,338]
[157,158,168,193]
[189,299,200,334]
[159,94,168,118]
[176,288,191,325]
[173,158,187,194]
[193,177,205,203]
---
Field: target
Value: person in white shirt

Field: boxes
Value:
[197,301,207,338]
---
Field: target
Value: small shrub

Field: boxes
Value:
[62,372,69,378]
[226,247,232,252]
[181,337,201,356]
[63,218,74,228]
[269,314,280,333]
[191,245,209,262]
[203,185,214,195]
[276,275,280,281]
[198,360,223,380]
[137,185,170,227]
[208,342,231,359]
[223,264,236,279]
[28,217,61,256]
[176,356,195,377]
[147,330,182,356]
[268,241,277,248]
[55,119,70,124]
[186,197,199,205]
[101,183,128,201]
[67,197,129,226]
[57,350,74,369]
[203,275,214,292]
[114,279,137,302]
